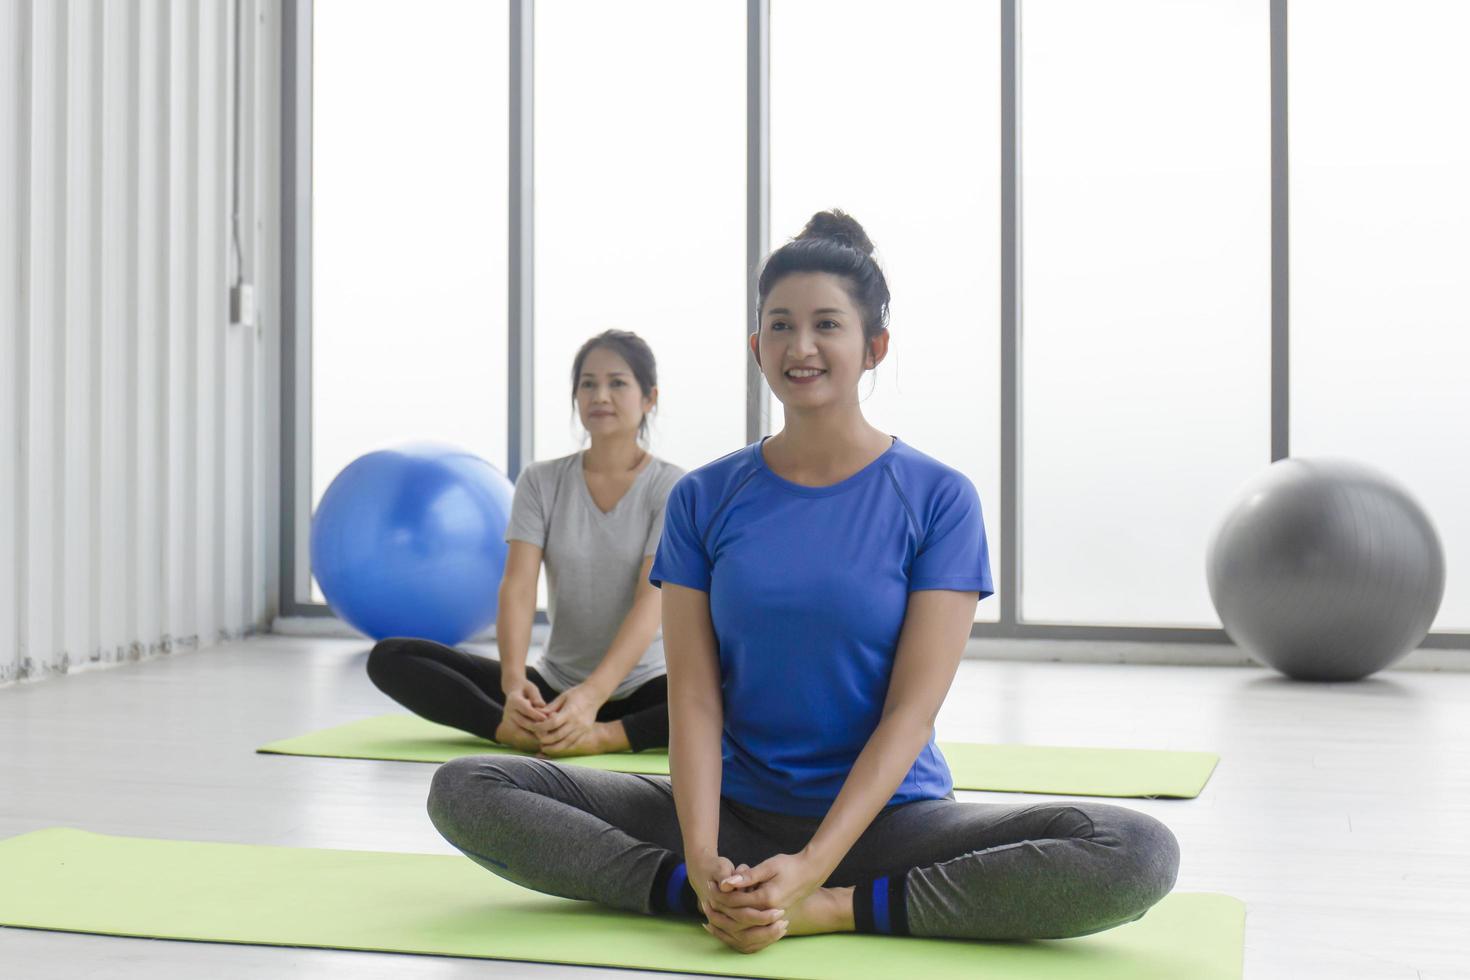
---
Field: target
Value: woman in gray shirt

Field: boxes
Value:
[368,330,683,756]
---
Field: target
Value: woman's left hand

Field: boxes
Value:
[532,684,603,754]
[708,851,825,922]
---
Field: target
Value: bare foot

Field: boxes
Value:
[493,716,541,753]
[539,721,629,758]
[782,886,855,937]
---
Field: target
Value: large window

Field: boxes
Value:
[771,0,1003,621]
[311,0,508,599]
[1019,0,1271,626]
[1290,0,1470,631]
[291,1,1469,649]
[533,0,746,473]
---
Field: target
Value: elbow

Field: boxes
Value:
[880,705,941,745]
[667,668,722,715]
[668,677,721,714]
[497,579,535,615]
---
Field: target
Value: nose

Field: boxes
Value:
[789,326,819,356]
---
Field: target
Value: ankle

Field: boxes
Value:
[494,717,533,749]
[595,720,630,753]
[784,885,855,937]
[822,886,856,932]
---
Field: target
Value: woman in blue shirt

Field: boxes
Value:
[426,211,1180,952]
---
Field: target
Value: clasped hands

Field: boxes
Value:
[691,851,823,954]
[500,679,603,756]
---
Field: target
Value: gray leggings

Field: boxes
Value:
[427,756,1181,940]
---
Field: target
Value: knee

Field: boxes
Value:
[1035,803,1098,840]
[1108,808,1181,911]
[1048,802,1179,901]
[365,637,410,688]
[367,636,434,693]
[426,755,539,843]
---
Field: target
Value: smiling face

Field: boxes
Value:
[751,272,888,411]
[575,345,655,440]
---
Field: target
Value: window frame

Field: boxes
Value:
[279,0,1470,650]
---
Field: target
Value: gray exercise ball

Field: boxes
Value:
[1206,457,1445,681]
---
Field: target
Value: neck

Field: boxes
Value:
[768,405,883,465]
[584,434,646,474]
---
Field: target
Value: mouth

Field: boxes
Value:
[588,411,615,418]
[784,368,826,385]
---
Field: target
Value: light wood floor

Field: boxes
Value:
[2,636,1467,979]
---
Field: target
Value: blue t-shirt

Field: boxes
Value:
[649,435,993,817]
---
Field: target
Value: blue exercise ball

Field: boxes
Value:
[311,443,515,646]
[1206,457,1445,681]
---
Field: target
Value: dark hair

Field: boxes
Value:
[755,209,891,359]
[570,329,658,444]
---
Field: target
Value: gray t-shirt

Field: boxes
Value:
[504,451,685,698]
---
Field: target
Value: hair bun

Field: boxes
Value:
[795,209,876,257]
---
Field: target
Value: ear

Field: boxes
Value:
[865,329,891,369]
[748,331,761,365]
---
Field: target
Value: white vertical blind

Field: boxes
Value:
[0,0,22,681]
[1,0,279,684]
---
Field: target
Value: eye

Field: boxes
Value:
[819,320,840,330]
[769,320,788,331]
[612,379,627,387]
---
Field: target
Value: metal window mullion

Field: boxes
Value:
[508,0,533,481]
[278,0,326,617]
[973,622,1231,644]
[1270,0,1289,462]
[999,0,1021,632]
[746,0,770,444]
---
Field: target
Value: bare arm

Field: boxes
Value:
[662,582,725,867]
[582,555,663,701]
[495,540,543,694]
[721,589,979,910]
[801,588,978,875]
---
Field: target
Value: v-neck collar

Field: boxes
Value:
[577,452,653,518]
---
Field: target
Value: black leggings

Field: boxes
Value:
[366,637,670,752]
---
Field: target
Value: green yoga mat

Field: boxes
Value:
[259,713,1219,799]
[0,828,1244,979]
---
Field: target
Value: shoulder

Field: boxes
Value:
[645,457,687,500]
[665,442,762,523]
[884,440,982,518]
[516,453,579,490]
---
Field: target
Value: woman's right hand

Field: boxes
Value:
[502,678,548,728]
[689,856,788,953]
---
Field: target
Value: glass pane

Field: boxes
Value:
[534,0,746,474]
[312,0,509,602]
[1020,0,1270,626]
[1291,0,1470,631]
[772,0,1003,621]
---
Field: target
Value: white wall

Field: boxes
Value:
[0,0,280,684]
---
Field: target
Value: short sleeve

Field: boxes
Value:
[504,465,548,549]
[908,476,994,597]
[648,478,711,591]
[643,467,682,557]
[643,500,668,558]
